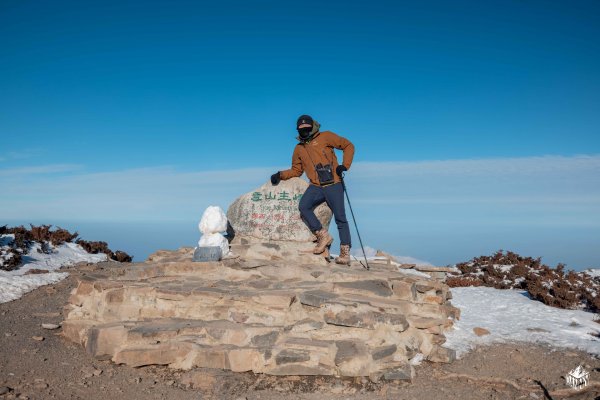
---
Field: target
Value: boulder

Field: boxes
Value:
[227,178,332,242]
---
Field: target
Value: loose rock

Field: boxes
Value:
[32,381,48,390]
[473,327,491,336]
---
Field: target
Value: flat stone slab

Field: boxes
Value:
[334,280,394,297]
[298,290,339,307]
[62,248,458,380]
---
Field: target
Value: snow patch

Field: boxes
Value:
[396,268,431,278]
[445,286,600,357]
[13,242,106,275]
[0,237,107,304]
[352,246,433,266]
[0,234,15,247]
[584,268,600,278]
[497,264,514,273]
[0,272,68,303]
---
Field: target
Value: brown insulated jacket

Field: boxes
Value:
[280,130,355,186]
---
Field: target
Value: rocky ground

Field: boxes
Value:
[1,262,600,400]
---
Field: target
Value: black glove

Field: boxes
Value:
[336,165,347,178]
[270,172,281,185]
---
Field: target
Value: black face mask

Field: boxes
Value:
[298,127,312,140]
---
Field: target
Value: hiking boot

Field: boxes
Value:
[322,246,331,262]
[335,245,351,266]
[313,229,333,254]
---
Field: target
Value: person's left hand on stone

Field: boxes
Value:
[271,172,281,185]
[336,165,347,177]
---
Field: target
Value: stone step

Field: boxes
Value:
[230,242,330,266]
[333,279,394,298]
[69,315,422,381]
[63,252,459,380]
[73,285,300,324]
[71,277,454,330]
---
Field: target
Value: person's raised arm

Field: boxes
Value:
[272,146,303,185]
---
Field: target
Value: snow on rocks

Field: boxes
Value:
[349,248,447,280]
[353,246,433,268]
[445,286,600,358]
[0,234,21,271]
[584,268,600,278]
[15,242,107,275]
[0,234,108,304]
[196,206,230,258]
[447,250,600,313]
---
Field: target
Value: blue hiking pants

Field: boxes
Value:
[298,182,351,247]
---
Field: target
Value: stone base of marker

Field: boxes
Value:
[62,247,459,381]
[230,237,331,266]
[193,246,223,262]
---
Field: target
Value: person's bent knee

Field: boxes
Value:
[298,202,309,214]
[299,204,314,223]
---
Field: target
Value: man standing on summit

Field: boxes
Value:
[270,115,355,265]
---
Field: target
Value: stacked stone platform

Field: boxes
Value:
[62,249,459,381]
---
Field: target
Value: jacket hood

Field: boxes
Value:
[296,120,321,143]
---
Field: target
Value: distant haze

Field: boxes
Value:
[2,155,599,270]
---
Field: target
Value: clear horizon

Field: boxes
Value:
[3,153,600,270]
[2,214,598,270]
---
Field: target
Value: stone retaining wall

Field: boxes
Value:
[62,250,459,382]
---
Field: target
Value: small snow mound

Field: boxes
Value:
[199,206,228,234]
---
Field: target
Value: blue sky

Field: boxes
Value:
[1,0,599,268]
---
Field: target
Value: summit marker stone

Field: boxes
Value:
[227,177,332,242]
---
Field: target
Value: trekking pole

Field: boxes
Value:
[340,175,370,270]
